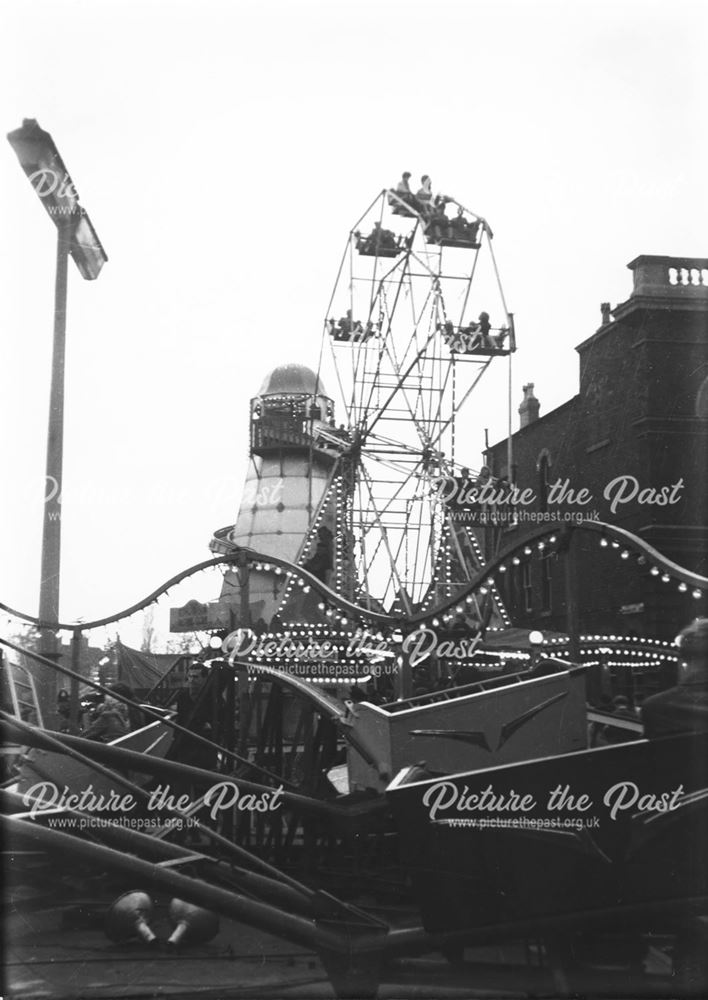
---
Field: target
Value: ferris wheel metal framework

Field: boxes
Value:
[314,186,515,619]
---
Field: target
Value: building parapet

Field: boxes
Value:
[627,254,708,298]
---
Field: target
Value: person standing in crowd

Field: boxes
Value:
[171,662,218,777]
[642,618,708,737]
[109,682,144,731]
[83,687,130,742]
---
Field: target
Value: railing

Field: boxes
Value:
[251,415,310,452]
[629,255,708,298]
[668,264,708,287]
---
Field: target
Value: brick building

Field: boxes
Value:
[483,255,708,644]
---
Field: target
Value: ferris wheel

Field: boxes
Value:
[311,182,516,621]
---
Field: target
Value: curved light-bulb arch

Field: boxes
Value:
[1,520,705,640]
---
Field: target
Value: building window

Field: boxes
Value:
[522,562,532,614]
[541,555,552,612]
[536,450,552,513]
[696,375,708,419]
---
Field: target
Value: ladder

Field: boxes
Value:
[1,650,44,728]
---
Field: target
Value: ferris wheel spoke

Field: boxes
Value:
[444,236,482,334]
[359,450,429,530]
[366,253,409,320]
[379,339,432,447]
[352,486,391,605]
[360,450,429,481]
[365,429,430,454]
[363,326,439,440]
[358,463,414,614]
[357,258,412,423]
[393,485,434,604]
[385,277,447,441]
[410,495,433,598]
[359,449,442,610]
[424,352,455,442]
[360,454,420,481]
[352,284,398,426]
[349,338,377,429]
[348,243,403,412]
[427,357,493,451]
[353,461,377,610]
[327,333,353,428]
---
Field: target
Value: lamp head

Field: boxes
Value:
[167,898,219,947]
[105,891,157,945]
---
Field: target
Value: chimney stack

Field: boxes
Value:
[519,383,540,428]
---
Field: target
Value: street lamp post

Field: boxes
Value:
[7,119,107,718]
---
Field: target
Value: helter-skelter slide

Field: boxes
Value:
[3,182,708,997]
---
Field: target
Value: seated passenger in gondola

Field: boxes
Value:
[494,326,509,350]
[466,219,481,243]
[416,175,433,216]
[381,224,399,250]
[477,311,495,348]
[389,171,416,212]
[642,619,708,738]
[362,221,398,255]
[449,208,468,241]
[396,172,412,197]
[457,320,481,350]
[337,309,353,338]
[425,195,448,237]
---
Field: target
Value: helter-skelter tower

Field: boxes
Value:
[210,363,350,628]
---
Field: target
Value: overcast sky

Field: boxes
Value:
[1,0,706,646]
